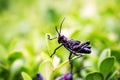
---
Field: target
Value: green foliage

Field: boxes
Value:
[85,53,116,80]
[0,0,120,80]
[85,72,104,80]
[99,57,115,79]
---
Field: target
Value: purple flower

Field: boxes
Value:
[37,73,44,80]
[64,73,72,80]
[37,72,72,80]
[55,76,64,80]
[55,72,72,80]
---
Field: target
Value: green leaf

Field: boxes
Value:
[39,59,53,80]
[85,72,104,80]
[111,49,120,62]
[46,33,58,56]
[46,33,51,55]
[21,72,32,80]
[98,48,111,67]
[99,57,115,79]
[8,51,23,64]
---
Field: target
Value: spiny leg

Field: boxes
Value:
[69,52,73,79]
[79,41,90,48]
[50,44,63,57]
[47,34,57,40]
[78,43,89,52]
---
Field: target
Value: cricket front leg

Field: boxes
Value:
[47,34,57,40]
[50,44,63,57]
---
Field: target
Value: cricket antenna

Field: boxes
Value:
[55,26,60,36]
[60,17,65,34]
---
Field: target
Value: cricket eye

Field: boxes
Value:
[58,36,64,42]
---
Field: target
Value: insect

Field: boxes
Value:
[48,18,91,73]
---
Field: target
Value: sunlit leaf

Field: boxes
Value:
[21,72,32,80]
[46,33,58,56]
[39,59,53,80]
[10,59,23,78]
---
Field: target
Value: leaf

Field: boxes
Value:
[111,49,120,62]
[45,33,51,55]
[8,51,23,64]
[85,72,104,80]
[98,48,111,67]
[52,56,82,75]
[99,57,115,79]
[21,72,32,80]
[39,59,53,80]
[45,33,58,56]
[10,59,23,78]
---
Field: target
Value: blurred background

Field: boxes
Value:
[0,0,120,80]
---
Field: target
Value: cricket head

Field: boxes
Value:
[58,34,67,44]
[55,18,67,44]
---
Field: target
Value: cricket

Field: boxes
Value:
[47,18,91,74]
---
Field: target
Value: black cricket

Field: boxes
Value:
[48,18,91,73]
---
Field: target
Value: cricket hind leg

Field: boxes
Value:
[47,34,57,40]
[50,44,63,57]
[73,52,83,56]
[78,42,91,53]
[69,52,73,72]
[86,46,91,49]
[69,52,73,79]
